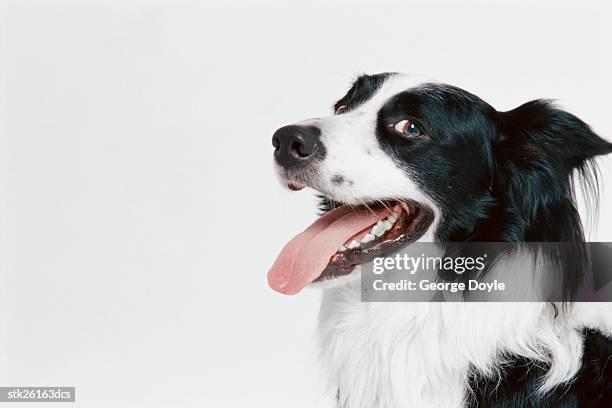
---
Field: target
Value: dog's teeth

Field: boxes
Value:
[371,224,385,237]
[361,233,375,244]
[347,240,360,249]
[382,220,393,231]
[338,245,347,252]
[387,213,398,223]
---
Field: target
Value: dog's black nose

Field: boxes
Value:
[272,125,322,168]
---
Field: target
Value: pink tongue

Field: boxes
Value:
[267,206,389,295]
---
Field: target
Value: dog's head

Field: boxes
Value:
[268,73,612,295]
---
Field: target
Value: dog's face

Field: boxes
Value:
[274,74,435,206]
[268,73,612,294]
[275,74,483,207]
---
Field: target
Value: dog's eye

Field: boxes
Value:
[393,120,422,137]
[335,105,348,114]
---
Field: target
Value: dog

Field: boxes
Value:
[268,73,612,407]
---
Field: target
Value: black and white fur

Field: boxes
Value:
[272,73,612,407]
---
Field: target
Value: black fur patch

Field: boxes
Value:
[467,330,612,407]
[333,73,394,114]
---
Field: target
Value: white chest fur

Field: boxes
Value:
[317,280,612,408]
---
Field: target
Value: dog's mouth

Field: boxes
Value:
[268,200,434,294]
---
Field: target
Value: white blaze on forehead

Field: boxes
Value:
[306,74,436,206]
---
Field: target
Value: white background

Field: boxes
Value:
[1,0,611,407]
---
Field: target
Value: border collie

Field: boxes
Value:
[268,73,612,407]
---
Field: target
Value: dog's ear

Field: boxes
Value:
[491,100,612,224]
[495,99,612,170]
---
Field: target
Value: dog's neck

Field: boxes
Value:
[319,282,470,408]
